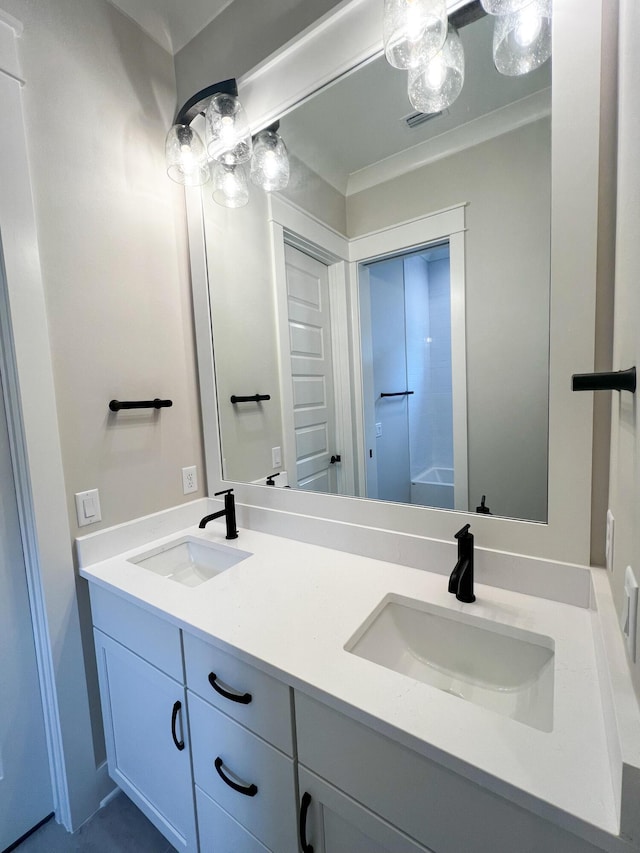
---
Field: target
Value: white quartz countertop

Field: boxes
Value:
[79,521,621,847]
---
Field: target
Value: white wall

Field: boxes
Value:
[5,0,205,541]
[0,0,205,820]
[348,120,550,523]
[608,0,640,700]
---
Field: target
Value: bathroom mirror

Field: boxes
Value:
[187,0,606,564]
[202,10,551,523]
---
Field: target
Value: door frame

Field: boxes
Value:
[0,9,108,831]
[268,195,356,496]
[349,204,469,512]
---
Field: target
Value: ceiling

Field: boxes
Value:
[107,0,238,54]
[279,14,551,195]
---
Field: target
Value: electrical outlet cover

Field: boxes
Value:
[182,466,198,495]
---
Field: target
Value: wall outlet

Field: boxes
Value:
[182,465,198,495]
[272,446,282,468]
[606,509,615,571]
[75,489,102,528]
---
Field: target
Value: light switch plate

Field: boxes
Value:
[272,446,282,468]
[606,509,615,571]
[75,489,102,528]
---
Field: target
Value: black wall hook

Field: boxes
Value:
[571,367,636,394]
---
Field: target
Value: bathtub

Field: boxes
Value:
[410,466,454,509]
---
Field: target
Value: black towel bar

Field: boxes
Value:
[109,398,172,412]
[230,394,271,404]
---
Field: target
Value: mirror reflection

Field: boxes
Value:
[202,10,551,523]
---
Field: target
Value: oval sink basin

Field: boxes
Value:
[345,594,554,731]
[129,536,252,587]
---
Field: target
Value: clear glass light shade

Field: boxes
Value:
[383,0,447,70]
[205,93,253,165]
[408,24,465,113]
[165,124,209,186]
[212,162,249,208]
[250,130,290,192]
[493,0,552,76]
[480,0,532,15]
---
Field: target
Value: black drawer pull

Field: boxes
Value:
[300,791,313,852]
[214,757,258,797]
[171,701,185,751]
[208,672,252,704]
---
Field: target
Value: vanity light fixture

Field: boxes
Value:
[383,0,448,69]
[408,23,465,113]
[492,0,552,76]
[165,78,291,207]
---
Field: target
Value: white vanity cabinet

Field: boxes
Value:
[183,632,298,853]
[295,692,606,853]
[90,587,197,852]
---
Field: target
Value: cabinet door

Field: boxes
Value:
[94,629,197,852]
[299,767,434,853]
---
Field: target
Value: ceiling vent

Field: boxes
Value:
[404,109,448,129]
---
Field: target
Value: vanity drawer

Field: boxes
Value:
[188,692,297,853]
[195,787,270,853]
[89,585,183,681]
[183,631,293,755]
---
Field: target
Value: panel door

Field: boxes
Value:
[0,369,53,850]
[94,630,197,852]
[299,767,434,853]
[285,244,339,493]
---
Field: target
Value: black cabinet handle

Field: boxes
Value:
[214,757,258,797]
[171,701,185,751]
[299,791,314,852]
[208,672,252,704]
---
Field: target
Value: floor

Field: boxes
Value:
[11,792,174,853]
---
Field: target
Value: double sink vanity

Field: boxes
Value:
[77,498,640,853]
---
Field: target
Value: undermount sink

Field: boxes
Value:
[345,594,554,731]
[129,536,252,587]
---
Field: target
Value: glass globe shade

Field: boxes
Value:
[165,124,209,186]
[480,0,532,14]
[408,24,465,114]
[250,130,290,192]
[383,0,447,70]
[205,93,253,165]
[493,0,552,76]
[212,162,249,208]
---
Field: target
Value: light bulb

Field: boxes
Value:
[493,0,552,76]
[383,0,447,70]
[408,24,465,113]
[250,130,290,192]
[165,124,209,186]
[513,7,542,47]
[212,161,249,208]
[205,93,252,165]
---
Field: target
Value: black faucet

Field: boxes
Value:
[448,523,475,603]
[198,489,238,539]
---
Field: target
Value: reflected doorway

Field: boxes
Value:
[359,242,467,509]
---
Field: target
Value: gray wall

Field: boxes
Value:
[348,119,551,522]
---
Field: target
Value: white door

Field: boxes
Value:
[0,370,53,850]
[284,244,339,493]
